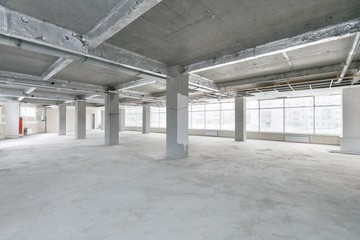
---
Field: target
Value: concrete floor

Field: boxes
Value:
[0,131,360,240]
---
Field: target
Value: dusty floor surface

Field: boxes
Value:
[0,130,360,240]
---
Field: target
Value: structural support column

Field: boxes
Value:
[235,97,246,142]
[166,66,189,159]
[58,104,66,135]
[341,87,360,154]
[5,102,19,138]
[105,92,119,145]
[119,108,125,132]
[75,100,86,139]
[142,105,150,134]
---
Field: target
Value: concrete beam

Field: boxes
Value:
[0,6,86,53]
[337,33,360,83]
[0,87,77,101]
[116,78,156,91]
[0,6,168,79]
[87,0,162,49]
[188,74,219,92]
[216,63,360,88]
[187,18,360,73]
[0,71,107,95]
[89,43,168,76]
[41,58,74,81]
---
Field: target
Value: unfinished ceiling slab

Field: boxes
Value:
[54,61,139,87]
[0,45,58,76]
[107,0,360,65]
[0,0,121,34]
[195,36,360,83]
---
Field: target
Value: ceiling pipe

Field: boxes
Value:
[337,33,360,83]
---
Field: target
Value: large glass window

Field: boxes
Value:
[246,109,259,131]
[285,107,314,133]
[315,106,341,135]
[260,108,284,132]
[125,106,142,127]
[190,104,205,129]
[246,95,341,136]
[314,96,341,135]
[129,95,342,136]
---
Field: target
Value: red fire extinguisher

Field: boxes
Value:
[19,117,23,135]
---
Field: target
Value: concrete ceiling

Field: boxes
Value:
[107,0,360,65]
[0,0,359,105]
[197,36,360,83]
[0,45,58,76]
[0,0,120,34]
[54,61,139,87]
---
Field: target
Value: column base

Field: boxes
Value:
[341,137,360,154]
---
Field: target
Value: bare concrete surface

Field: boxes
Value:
[0,131,360,240]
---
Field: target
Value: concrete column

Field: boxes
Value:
[101,110,105,130]
[5,102,19,138]
[119,108,125,132]
[75,100,86,139]
[341,87,360,153]
[58,104,66,135]
[142,105,151,134]
[105,92,119,145]
[166,66,189,159]
[235,97,246,142]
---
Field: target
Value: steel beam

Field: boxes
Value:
[87,0,163,49]
[187,18,360,73]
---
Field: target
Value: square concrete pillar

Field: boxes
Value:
[341,87,360,154]
[119,108,125,132]
[5,102,19,138]
[58,104,66,135]
[235,97,246,142]
[142,105,151,134]
[75,100,86,139]
[166,66,189,159]
[105,92,119,145]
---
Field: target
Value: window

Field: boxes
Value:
[259,99,284,132]
[246,95,342,136]
[205,103,220,130]
[315,106,341,135]
[285,107,313,133]
[284,97,314,134]
[260,108,284,132]
[246,109,259,131]
[125,106,142,127]
[314,96,341,135]
[150,107,160,128]
[190,104,205,129]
